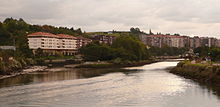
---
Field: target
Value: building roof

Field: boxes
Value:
[76,36,92,41]
[57,34,77,39]
[28,32,59,38]
[148,34,184,38]
[28,32,92,41]
[0,46,16,50]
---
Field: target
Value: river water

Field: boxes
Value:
[0,61,220,107]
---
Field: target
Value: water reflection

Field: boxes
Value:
[0,68,133,88]
[0,62,220,107]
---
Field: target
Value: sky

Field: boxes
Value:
[1,0,220,38]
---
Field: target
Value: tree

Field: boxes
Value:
[130,27,140,34]
[149,29,153,35]
[0,17,85,59]
[79,42,114,61]
[210,48,220,61]
[112,35,150,61]
[35,48,44,57]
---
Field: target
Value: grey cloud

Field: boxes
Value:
[156,0,220,23]
[1,0,220,37]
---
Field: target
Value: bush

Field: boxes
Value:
[80,35,151,62]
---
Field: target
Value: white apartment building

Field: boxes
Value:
[28,32,78,55]
[171,37,184,48]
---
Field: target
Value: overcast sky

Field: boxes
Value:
[1,0,220,38]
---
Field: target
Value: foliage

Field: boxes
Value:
[75,63,114,68]
[149,46,187,56]
[194,47,211,57]
[194,47,220,61]
[112,35,150,61]
[130,27,146,39]
[79,41,114,61]
[210,48,220,61]
[80,34,150,61]
[0,17,85,59]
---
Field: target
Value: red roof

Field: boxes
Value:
[28,32,91,40]
[76,36,92,41]
[148,34,184,38]
[28,32,58,38]
[57,34,77,39]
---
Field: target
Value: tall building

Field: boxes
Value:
[216,40,220,47]
[140,34,185,48]
[200,37,209,47]
[139,33,220,48]
[76,36,92,49]
[193,36,201,48]
[92,35,116,45]
[189,38,194,48]
[27,32,91,55]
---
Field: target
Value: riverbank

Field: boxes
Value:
[0,66,47,80]
[71,60,156,68]
[170,61,220,85]
[0,58,36,75]
[0,59,156,80]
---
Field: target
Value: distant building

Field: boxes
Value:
[76,36,92,49]
[216,40,220,47]
[0,46,16,51]
[140,34,185,48]
[200,37,209,47]
[199,37,217,47]
[27,32,91,55]
[193,36,201,48]
[182,36,190,47]
[139,33,220,48]
[189,38,194,48]
[92,35,116,45]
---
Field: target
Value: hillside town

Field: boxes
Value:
[25,31,220,56]
[27,32,92,56]
[139,31,220,48]
[1,0,220,106]
[26,32,117,56]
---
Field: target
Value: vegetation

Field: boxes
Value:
[80,34,150,62]
[75,63,114,68]
[170,61,220,85]
[194,47,220,62]
[149,46,188,56]
[0,17,85,74]
[0,50,35,74]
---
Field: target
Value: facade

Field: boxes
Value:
[141,34,185,48]
[189,38,194,48]
[0,46,16,50]
[76,36,92,49]
[27,32,91,55]
[216,40,220,47]
[200,37,209,47]
[139,34,220,48]
[92,35,116,45]
[193,36,201,48]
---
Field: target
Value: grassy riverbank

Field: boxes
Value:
[0,58,36,75]
[170,61,220,85]
[75,60,156,68]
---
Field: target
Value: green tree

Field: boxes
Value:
[112,35,150,61]
[79,42,114,61]
[210,48,220,61]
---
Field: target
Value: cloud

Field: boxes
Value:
[1,0,220,38]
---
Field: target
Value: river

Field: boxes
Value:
[0,61,220,107]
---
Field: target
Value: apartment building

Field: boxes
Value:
[193,36,201,48]
[139,33,220,48]
[76,36,92,49]
[27,32,91,55]
[92,35,116,45]
[141,34,185,48]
